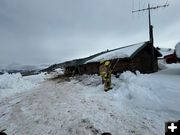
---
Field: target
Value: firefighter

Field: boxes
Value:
[99,60,106,84]
[99,60,112,92]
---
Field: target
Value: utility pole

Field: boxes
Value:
[132,3,169,44]
[132,2,169,72]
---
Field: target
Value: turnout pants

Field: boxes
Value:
[104,78,111,92]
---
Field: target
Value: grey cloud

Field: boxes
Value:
[0,0,179,66]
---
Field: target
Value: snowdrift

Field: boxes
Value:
[0,73,45,98]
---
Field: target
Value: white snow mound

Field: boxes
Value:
[158,48,174,58]
[0,73,45,98]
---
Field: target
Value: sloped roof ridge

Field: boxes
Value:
[85,41,149,63]
[108,41,148,53]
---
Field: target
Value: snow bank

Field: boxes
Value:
[0,73,45,98]
[111,71,160,110]
[175,42,180,58]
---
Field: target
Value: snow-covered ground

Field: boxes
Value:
[0,64,180,135]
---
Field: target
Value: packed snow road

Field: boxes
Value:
[0,64,180,135]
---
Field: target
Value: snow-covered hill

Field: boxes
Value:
[0,64,180,135]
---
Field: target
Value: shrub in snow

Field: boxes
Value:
[111,71,160,109]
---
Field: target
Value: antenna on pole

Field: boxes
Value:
[132,2,169,44]
[132,1,169,72]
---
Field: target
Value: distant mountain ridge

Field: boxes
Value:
[0,63,50,76]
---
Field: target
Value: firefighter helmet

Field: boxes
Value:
[104,61,110,66]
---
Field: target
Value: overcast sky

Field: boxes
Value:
[0,0,179,66]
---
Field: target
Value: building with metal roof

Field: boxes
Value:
[64,41,162,76]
